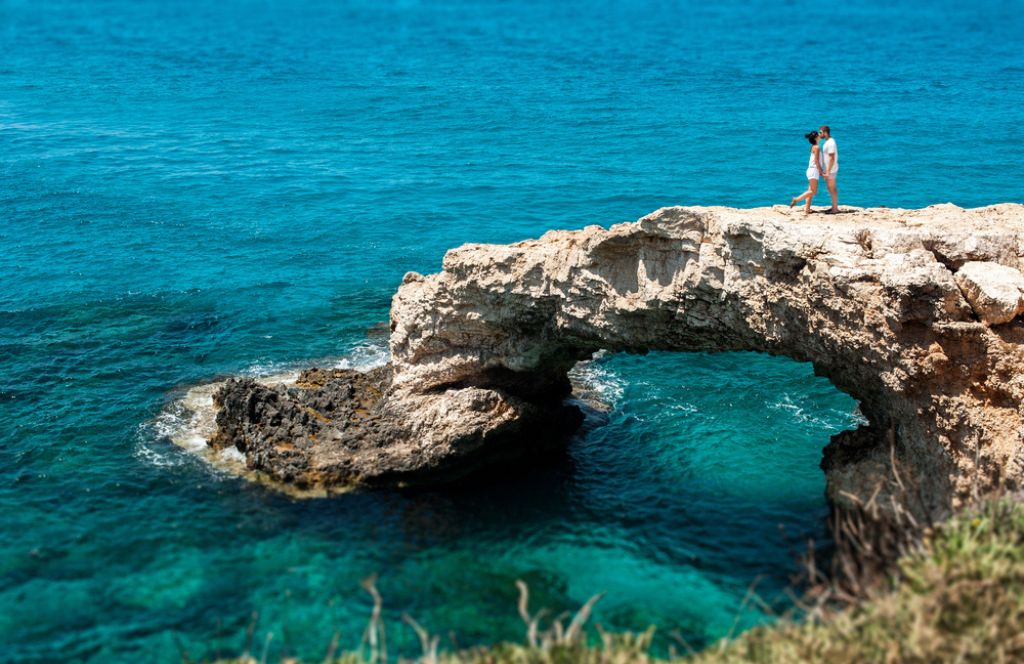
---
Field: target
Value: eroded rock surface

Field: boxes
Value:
[209,365,582,489]
[209,366,395,487]
[211,203,1024,517]
[954,261,1024,325]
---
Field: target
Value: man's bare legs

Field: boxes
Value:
[825,175,838,212]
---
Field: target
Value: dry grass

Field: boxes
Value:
[797,441,939,611]
[690,496,1024,663]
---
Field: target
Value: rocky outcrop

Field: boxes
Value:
[208,365,583,489]
[209,366,395,487]
[211,203,1024,518]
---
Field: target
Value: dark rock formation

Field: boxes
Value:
[208,365,582,489]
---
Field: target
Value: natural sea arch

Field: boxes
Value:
[198,204,1024,657]
[387,205,1024,520]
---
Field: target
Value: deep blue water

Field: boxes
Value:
[2,0,1022,661]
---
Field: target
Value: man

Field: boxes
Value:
[818,125,839,213]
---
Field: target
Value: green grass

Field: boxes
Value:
[216,497,1024,664]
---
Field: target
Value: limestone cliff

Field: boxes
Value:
[211,204,1024,516]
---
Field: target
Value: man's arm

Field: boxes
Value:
[825,144,836,175]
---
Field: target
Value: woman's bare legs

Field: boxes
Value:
[792,178,818,212]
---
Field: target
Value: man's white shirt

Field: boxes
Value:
[820,137,838,176]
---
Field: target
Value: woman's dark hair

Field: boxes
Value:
[804,130,819,144]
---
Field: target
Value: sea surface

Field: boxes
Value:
[2,0,1022,661]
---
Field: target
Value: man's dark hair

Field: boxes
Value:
[820,125,831,135]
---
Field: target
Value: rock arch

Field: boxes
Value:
[210,204,1024,518]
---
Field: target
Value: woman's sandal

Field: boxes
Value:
[789,197,796,208]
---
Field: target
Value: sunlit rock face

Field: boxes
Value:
[388,204,1024,517]
[212,203,1024,518]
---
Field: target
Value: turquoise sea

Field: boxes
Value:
[2,0,1022,661]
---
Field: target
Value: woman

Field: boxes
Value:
[790,130,821,213]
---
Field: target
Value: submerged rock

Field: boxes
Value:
[209,203,1024,519]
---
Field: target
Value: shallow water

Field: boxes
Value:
[1,0,1022,661]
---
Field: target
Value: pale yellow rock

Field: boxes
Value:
[954,261,1024,325]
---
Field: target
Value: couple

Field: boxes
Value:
[790,125,839,214]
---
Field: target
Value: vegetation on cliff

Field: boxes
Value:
[214,496,1024,664]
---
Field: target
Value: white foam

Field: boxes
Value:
[770,394,867,430]
[331,339,390,371]
[570,356,626,409]
[670,402,699,415]
[133,441,183,469]
[241,362,301,384]
[218,446,246,463]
